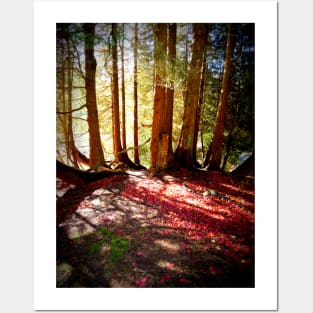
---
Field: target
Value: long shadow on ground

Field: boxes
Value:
[56,169,254,288]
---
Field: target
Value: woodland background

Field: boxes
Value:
[55,23,256,289]
[56,23,254,174]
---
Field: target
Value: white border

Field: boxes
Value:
[34,0,277,310]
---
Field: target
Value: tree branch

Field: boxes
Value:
[117,137,151,154]
[72,116,87,121]
[57,104,87,114]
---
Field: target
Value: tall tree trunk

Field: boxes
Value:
[65,28,79,168]
[60,36,69,163]
[182,30,189,104]
[112,23,123,160]
[221,134,233,171]
[174,24,207,167]
[120,24,127,151]
[150,24,167,173]
[164,23,176,165]
[192,46,207,166]
[205,24,235,171]
[111,24,138,168]
[133,23,140,165]
[84,23,105,169]
[57,24,82,168]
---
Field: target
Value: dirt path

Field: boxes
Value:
[57,168,254,287]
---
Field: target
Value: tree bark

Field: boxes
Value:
[56,25,69,164]
[205,24,235,171]
[133,23,140,165]
[112,23,124,160]
[182,27,189,103]
[84,23,105,169]
[193,45,207,166]
[164,23,176,165]
[150,24,168,173]
[57,24,86,168]
[111,24,140,168]
[174,24,207,167]
[120,24,127,151]
[65,28,79,168]
[56,159,127,187]
[72,145,90,168]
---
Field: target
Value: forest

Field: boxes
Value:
[56,23,255,288]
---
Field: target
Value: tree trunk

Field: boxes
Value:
[111,24,139,168]
[205,24,235,171]
[56,159,126,187]
[182,27,189,103]
[164,23,176,166]
[57,24,85,168]
[84,23,105,169]
[65,28,79,168]
[120,24,127,151]
[192,46,207,166]
[56,28,69,164]
[150,24,168,173]
[72,145,90,168]
[112,23,124,160]
[133,23,140,165]
[221,134,233,171]
[174,24,207,167]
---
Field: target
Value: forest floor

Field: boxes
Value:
[56,167,254,288]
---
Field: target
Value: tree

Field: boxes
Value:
[120,24,127,151]
[111,23,139,168]
[150,23,172,173]
[133,23,140,165]
[221,23,255,171]
[56,23,254,173]
[56,24,87,168]
[134,24,154,167]
[164,23,177,165]
[204,24,235,171]
[84,23,105,169]
[56,24,71,164]
[198,49,208,162]
[174,24,207,167]
[149,23,177,173]
[64,25,79,168]
[193,32,209,166]
[111,23,124,161]
[56,159,126,187]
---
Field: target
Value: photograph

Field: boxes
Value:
[56,22,255,288]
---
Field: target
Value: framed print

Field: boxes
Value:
[34,0,277,310]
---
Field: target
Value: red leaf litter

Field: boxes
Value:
[57,168,255,288]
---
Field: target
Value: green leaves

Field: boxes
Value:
[100,226,113,238]
[111,237,129,263]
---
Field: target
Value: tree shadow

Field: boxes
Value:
[56,170,254,288]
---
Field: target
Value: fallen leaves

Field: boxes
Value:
[57,167,254,287]
[159,273,172,283]
[136,276,149,287]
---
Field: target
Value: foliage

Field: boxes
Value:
[88,226,129,265]
[110,237,129,263]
